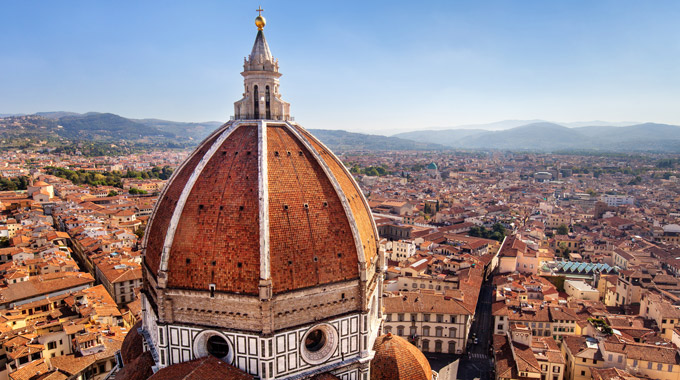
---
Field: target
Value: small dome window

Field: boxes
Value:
[207,335,230,359]
[305,329,326,352]
[300,324,338,365]
[193,331,234,364]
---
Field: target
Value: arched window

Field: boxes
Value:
[448,341,456,353]
[434,340,443,353]
[265,85,271,119]
[253,85,260,118]
[449,327,457,337]
[397,326,404,336]
[422,339,430,351]
[422,326,430,336]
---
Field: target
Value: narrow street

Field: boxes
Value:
[458,279,495,380]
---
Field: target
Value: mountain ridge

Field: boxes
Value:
[394,121,680,152]
[2,111,679,153]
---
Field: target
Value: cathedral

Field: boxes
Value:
[116,10,436,380]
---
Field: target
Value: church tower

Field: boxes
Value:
[135,9,389,380]
[233,8,291,121]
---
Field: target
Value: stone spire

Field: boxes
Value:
[234,8,290,121]
[248,30,273,67]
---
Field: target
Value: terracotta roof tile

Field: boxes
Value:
[371,333,432,380]
[148,356,253,380]
[143,122,377,295]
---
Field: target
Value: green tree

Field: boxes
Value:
[108,190,119,197]
[558,242,570,257]
[134,227,145,239]
[557,224,569,235]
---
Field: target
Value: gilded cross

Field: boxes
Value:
[256,6,264,16]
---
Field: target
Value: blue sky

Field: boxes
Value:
[1,1,678,133]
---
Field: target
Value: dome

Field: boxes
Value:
[138,12,385,378]
[310,374,341,380]
[143,121,379,296]
[33,180,50,187]
[148,355,253,380]
[371,334,433,380]
[120,321,143,364]
[426,162,437,170]
[116,321,154,380]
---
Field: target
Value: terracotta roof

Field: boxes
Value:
[120,321,143,364]
[371,333,432,380]
[310,374,341,380]
[148,356,253,380]
[0,272,94,305]
[591,367,643,380]
[114,351,155,380]
[9,358,49,380]
[143,122,378,295]
[383,291,472,315]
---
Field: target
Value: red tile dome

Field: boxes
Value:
[371,334,433,380]
[143,121,378,296]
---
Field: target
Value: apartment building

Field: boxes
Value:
[383,291,474,354]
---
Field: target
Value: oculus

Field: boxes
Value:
[300,324,338,365]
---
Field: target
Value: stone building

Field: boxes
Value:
[117,10,436,380]
[382,292,473,355]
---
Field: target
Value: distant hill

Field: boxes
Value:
[35,111,82,119]
[57,113,175,141]
[0,112,445,152]
[3,111,679,153]
[133,118,222,141]
[308,129,448,151]
[394,122,680,152]
[392,129,487,147]
[461,122,590,151]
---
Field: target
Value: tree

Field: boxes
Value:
[108,190,119,197]
[557,224,569,235]
[558,242,570,257]
[134,227,145,239]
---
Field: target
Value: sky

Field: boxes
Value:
[1,1,679,134]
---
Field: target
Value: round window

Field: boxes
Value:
[192,330,234,364]
[305,329,326,352]
[207,335,230,359]
[300,324,338,365]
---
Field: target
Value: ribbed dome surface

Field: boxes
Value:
[371,334,432,380]
[143,121,378,295]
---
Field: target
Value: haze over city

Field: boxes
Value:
[2,1,679,133]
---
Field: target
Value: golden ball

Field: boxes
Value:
[255,15,266,30]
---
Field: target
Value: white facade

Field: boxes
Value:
[564,280,599,301]
[388,239,416,262]
[142,287,381,380]
[599,195,634,207]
